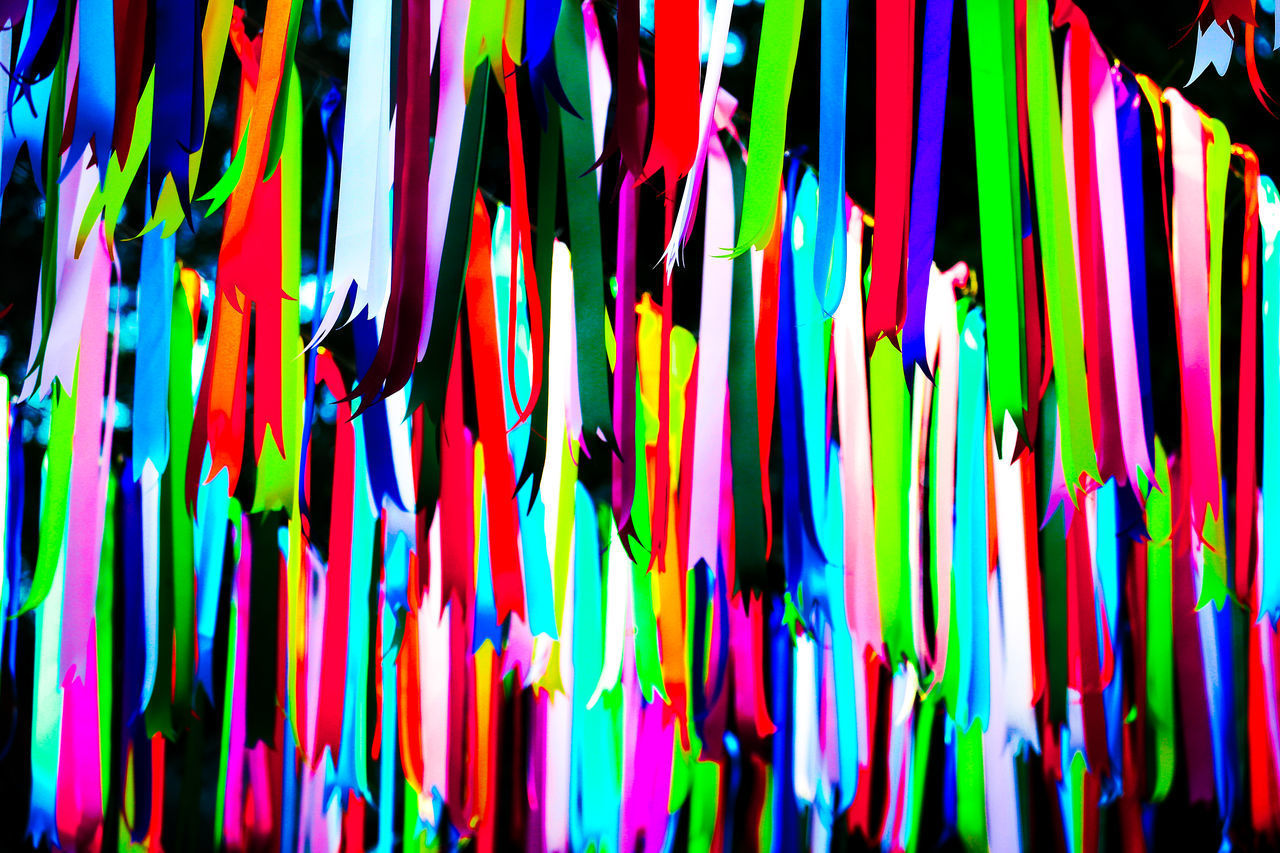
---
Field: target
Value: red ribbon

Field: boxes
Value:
[314,351,353,765]
[867,0,917,343]
[501,50,545,427]
[1235,144,1260,602]
[464,195,527,622]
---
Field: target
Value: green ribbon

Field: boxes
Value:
[263,0,305,180]
[727,144,767,595]
[21,383,75,615]
[966,0,1026,449]
[555,0,617,454]
[631,563,668,702]
[1197,117,1230,609]
[730,0,804,255]
[254,67,303,513]
[1145,437,1175,801]
[410,61,490,422]
[516,106,562,501]
[870,339,913,666]
[1038,380,1069,726]
[1025,0,1099,490]
[149,278,196,739]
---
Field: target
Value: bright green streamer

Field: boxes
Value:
[907,694,939,851]
[1145,437,1176,801]
[870,339,913,665]
[1024,0,1099,491]
[631,563,667,702]
[21,382,76,615]
[955,720,988,850]
[97,472,116,805]
[686,755,721,853]
[1198,117,1230,609]
[965,0,1026,449]
[730,0,804,255]
[254,67,303,513]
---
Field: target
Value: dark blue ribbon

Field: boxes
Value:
[902,0,955,378]
[301,84,344,521]
[1114,69,1156,473]
[149,0,204,218]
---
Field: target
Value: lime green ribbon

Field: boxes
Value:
[1145,437,1176,801]
[871,339,914,666]
[730,0,804,255]
[1025,0,1099,491]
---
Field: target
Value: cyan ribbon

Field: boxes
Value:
[954,307,990,731]
[1262,175,1280,619]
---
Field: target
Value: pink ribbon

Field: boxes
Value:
[1167,89,1222,535]
[687,128,735,571]
[833,206,881,656]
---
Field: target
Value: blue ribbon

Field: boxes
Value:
[149,0,204,215]
[120,459,147,724]
[1,75,52,197]
[134,190,176,479]
[813,0,848,315]
[352,315,406,512]
[1114,69,1156,475]
[777,158,827,597]
[62,0,115,182]
[902,0,956,377]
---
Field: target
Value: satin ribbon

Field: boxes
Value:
[727,144,768,595]
[554,0,615,454]
[661,0,734,269]
[834,209,880,657]
[871,334,913,666]
[148,0,203,217]
[60,223,111,683]
[1025,0,1099,491]
[866,0,916,342]
[730,0,803,254]
[687,131,734,573]
[1261,175,1280,619]
[500,52,546,428]
[63,0,115,181]
[637,0,697,186]
[902,0,955,374]
[315,0,393,341]
[953,307,990,730]
[419,0,471,361]
[352,0,432,404]
[1166,90,1224,580]
[464,197,527,624]
[1089,44,1153,491]
[966,0,1026,448]
[1235,146,1261,604]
